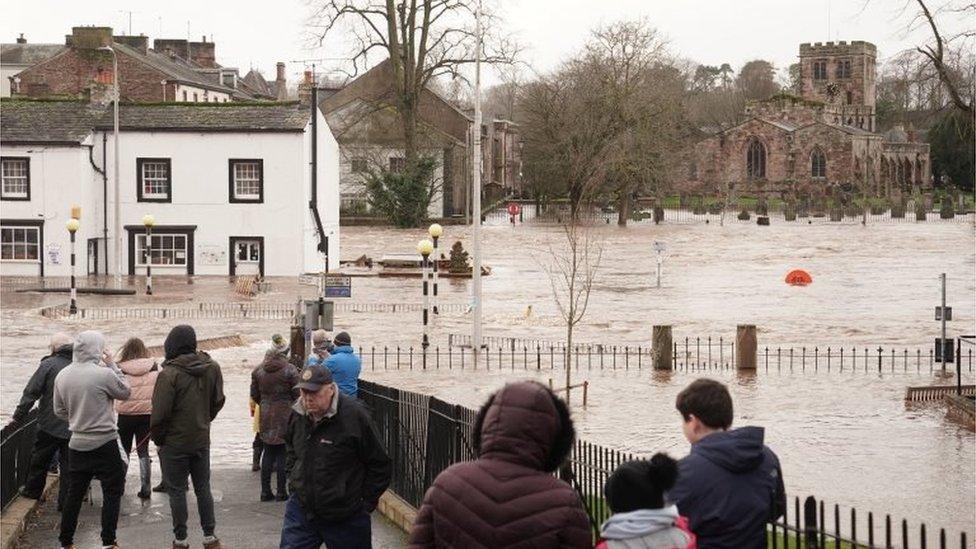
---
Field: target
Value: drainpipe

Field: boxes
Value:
[308,84,327,269]
[87,135,109,275]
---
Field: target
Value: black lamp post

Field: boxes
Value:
[66,217,80,315]
[142,214,155,295]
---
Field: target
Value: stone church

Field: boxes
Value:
[686,41,930,200]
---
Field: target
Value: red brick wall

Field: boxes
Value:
[16,48,167,102]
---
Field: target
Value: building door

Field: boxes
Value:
[87,238,99,275]
[230,237,263,277]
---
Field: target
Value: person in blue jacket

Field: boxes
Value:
[323,332,361,397]
[666,378,786,549]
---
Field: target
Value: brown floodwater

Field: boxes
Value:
[1,217,974,535]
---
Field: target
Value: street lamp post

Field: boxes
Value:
[142,214,155,295]
[66,218,80,315]
[471,0,484,358]
[418,239,434,369]
[428,223,443,316]
[98,46,121,288]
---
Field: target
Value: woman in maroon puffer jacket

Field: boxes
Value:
[408,380,592,549]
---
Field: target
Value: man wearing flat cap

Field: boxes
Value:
[279,364,391,548]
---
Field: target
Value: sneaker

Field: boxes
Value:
[274,493,288,502]
[260,493,274,502]
[202,536,221,549]
[172,540,190,549]
[152,482,168,493]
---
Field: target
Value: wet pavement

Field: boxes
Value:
[16,467,407,548]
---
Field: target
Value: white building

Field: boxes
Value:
[0,98,339,278]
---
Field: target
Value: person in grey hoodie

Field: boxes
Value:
[53,330,131,549]
[151,325,225,549]
[11,333,73,510]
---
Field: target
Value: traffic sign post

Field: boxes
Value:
[324,275,352,298]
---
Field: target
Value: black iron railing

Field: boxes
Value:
[0,409,38,510]
[359,380,971,548]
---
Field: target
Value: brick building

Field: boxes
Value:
[6,26,288,103]
[686,41,930,199]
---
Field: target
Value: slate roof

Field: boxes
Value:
[0,99,102,144]
[0,43,65,66]
[113,43,236,94]
[94,102,310,132]
[1,99,311,143]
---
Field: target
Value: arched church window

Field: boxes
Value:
[811,149,827,179]
[746,138,766,180]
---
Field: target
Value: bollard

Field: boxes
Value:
[652,325,673,370]
[736,325,757,370]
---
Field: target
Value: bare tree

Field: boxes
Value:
[911,0,974,115]
[306,0,517,168]
[540,221,603,405]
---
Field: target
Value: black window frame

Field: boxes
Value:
[136,158,173,203]
[1,157,31,201]
[228,236,265,277]
[228,159,264,203]
[0,219,44,275]
[125,224,195,275]
[746,137,766,180]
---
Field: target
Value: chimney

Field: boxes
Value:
[16,33,26,44]
[70,26,113,50]
[114,34,148,55]
[189,37,216,68]
[153,39,189,60]
[298,70,314,105]
[275,62,288,101]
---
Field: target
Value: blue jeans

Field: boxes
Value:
[279,495,371,549]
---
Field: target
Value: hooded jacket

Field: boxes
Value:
[285,390,392,523]
[250,352,299,445]
[115,358,158,416]
[667,427,786,549]
[407,381,591,549]
[323,346,361,397]
[150,351,225,450]
[595,507,696,549]
[13,344,73,439]
[53,331,131,451]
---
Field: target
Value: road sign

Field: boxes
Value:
[507,202,521,216]
[324,275,352,298]
[935,306,953,321]
[935,337,954,363]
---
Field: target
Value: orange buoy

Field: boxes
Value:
[785,269,812,286]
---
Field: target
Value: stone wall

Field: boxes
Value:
[16,48,167,102]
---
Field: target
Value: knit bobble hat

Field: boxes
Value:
[604,453,680,513]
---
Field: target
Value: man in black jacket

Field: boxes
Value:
[280,364,391,549]
[11,333,73,509]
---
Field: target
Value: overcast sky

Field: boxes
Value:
[1,0,963,87]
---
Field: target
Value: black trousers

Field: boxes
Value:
[59,439,128,546]
[261,443,287,496]
[117,414,151,458]
[22,430,69,507]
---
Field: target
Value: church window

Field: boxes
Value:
[811,149,827,179]
[813,60,828,80]
[746,138,766,180]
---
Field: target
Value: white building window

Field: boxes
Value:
[1,226,40,261]
[229,159,263,202]
[1,157,30,200]
[137,158,172,202]
[136,234,187,266]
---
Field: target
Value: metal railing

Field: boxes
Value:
[358,338,974,375]
[0,409,38,510]
[359,380,970,548]
[39,301,469,320]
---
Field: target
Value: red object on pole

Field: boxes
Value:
[785,269,813,286]
[507,202,521,216]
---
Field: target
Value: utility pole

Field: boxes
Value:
[471,0,484,357]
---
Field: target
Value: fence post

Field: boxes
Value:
[652,325,673,370]
[803,496,818,549]
[736,325,757,370]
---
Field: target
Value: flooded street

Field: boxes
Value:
[2,218,974,534]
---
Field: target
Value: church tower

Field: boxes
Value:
[798,41,877,131]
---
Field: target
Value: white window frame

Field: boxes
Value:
[1,158,30,199]
[135,233,188,267]
[235,241,261,263]
[0,226,40,262]
[138,159,171,201]
[230,159,263,202]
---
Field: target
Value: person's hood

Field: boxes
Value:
[72,331,105,365]
[692,426,766,473]
[163,351,213,378]
[600,506,680,540]
[120,357,156,376]
[164,325,197,360]
[473,381,575,472]
[261,352,288,373]
[331,345,353,355]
